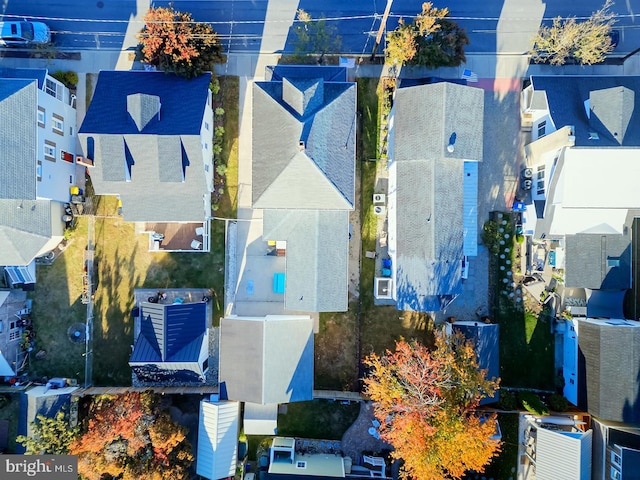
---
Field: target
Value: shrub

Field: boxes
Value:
[213,144,222,156]
[548,394,569,412]
[215,107,225,117]
[516,234,525,244]
[482,220,503,256]
[51,70,78,89]
[519,391,549,416]
[214,126,225,139]
[210,78,221,95]
[498,391,517,411]
[216,164,228,176]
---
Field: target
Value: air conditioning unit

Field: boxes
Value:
[373,194,386,205]
[374,205,386,216]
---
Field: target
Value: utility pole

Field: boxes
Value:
[370,0,394,60]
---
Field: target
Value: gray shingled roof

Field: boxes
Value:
[80,133,208,222]
[263,209,349,312]
[0,79,37,200]
[127,93,160,132]
[565,233,631,289]
[252,80,355,210]
[589,87,634,145]
[391,82,483,312]
[0,200,55,265]
[219,316,314,404]
[578,320,640,423]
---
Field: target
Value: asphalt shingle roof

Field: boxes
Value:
[219,316,314,404]
[391,82,484,312]
[530,76,640,147]
[0,200,55,265]
[578,320,640,423]
[0,78,37,200]
[263,209,349,312]
[565,233,631,289]
[79,71,211,222]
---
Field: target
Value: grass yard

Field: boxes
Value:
[482,413,520,480]
[0,393,21,453]
[277,400,360,440]
[29,76,239,386]
[315,310,359,390]
[486,215,555,390]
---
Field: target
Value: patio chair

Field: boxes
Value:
[191,239,202,250]
[195,226,204,236]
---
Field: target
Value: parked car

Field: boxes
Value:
[0,21,50,47]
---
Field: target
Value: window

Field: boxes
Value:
[537,120,547,138]
[205,122,209,130]
[37,106,45,127]
[610,466,621,479]
[44,141,56,161]
[52,114,64,135]
[9,321,20,341]
[37,160,42,182]
[611,451,622,467]
[45,78,62,100]
[69,126,74,136]
[295,461,307,469]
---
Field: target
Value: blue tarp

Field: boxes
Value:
[273,273,285,294]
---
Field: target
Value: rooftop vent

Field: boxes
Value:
[588,132,599,140]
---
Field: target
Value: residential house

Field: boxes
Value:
[266,437,389,479]
[520,414,592,480]
[519,77,640,283]
[385,81,484,312]
[250,65,356,313]
[0,68,78,285]
[129,299,210,384]
[592,419,640,480]
[78,71,214,252]
[449,321,500,404]
[0,289,29,377]
[218,315,314,405]
[196,397,239,480]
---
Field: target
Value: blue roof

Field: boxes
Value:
[266,65,347,82]
[0,68,46,89]
[131,301,207,363]
[79,71,210,135]
[452,323,500,404]
[531,75,640,147]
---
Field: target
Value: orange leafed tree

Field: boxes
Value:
[69,392,193,480]
[137,5,223,78]
[363,332,501,480]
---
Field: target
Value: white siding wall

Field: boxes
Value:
[196,400,239,480]
[201,89,214,192]
[536,428,592,480]
[36,75,77,203]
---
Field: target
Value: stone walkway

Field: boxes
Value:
[340,401,391,462]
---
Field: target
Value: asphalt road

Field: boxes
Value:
[1,0,638,55]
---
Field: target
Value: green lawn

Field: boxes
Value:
[487,215,555,390]
[482,413,519,480]
[277,400,360,440]
[29,76,239,386]
[0,393,21,453]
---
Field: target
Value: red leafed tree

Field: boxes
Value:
[137,5,223,78]
[69,392,193,480]
[363,332,501,480]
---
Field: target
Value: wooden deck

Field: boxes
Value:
[144,222,207,252]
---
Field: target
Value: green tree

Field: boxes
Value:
[292,9,342,63]
[363,332,501,479]
[137,5,223,78]
[68,392,193,480]
[17,410,79,455]
[385,2,466,68]
[530,0,615,65]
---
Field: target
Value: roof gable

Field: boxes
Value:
[252,75,356,211]
[133,301,207,362]
[253,150,351,210]
[0,199,55,265]
[589,87,634,145]
[127,93,160,132]
[80,71,210,135]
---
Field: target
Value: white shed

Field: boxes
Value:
[243,402,278,435]
[196,399,240,480]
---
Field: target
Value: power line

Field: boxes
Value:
[2,11,640,26]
